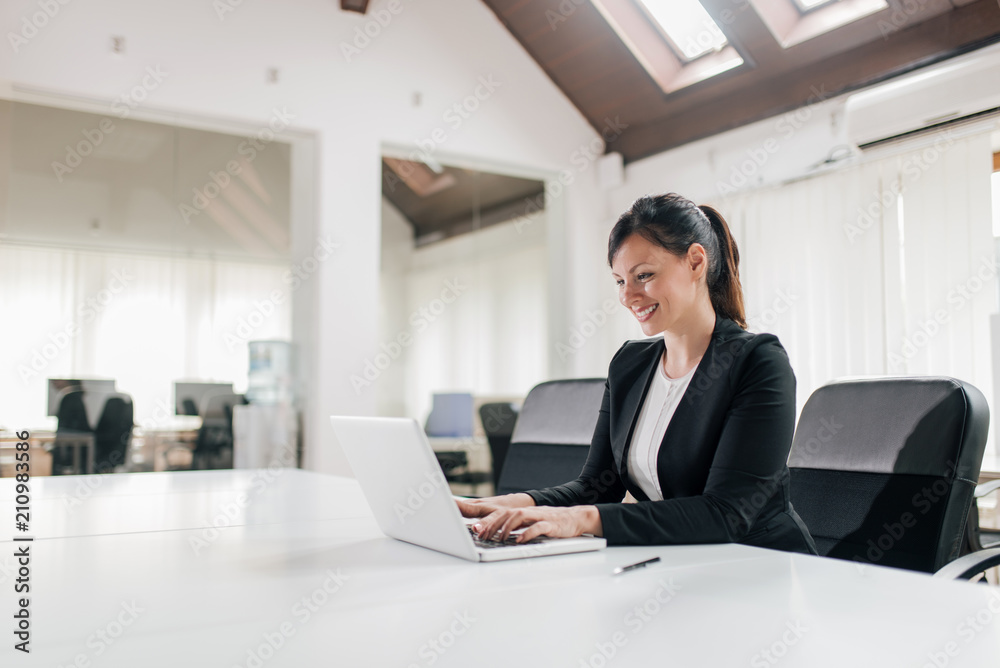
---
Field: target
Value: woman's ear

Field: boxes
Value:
[687,244,708,279]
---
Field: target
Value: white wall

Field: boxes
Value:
[0,0,603,475]
[377,197,551,424]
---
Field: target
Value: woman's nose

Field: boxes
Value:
[620,280,641,303]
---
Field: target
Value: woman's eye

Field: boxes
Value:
[615,279,624,286]
[637,273,652,281]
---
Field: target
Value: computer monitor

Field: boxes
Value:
[425,392,474,438]
[174,382,235,416]
[47,378,117,416]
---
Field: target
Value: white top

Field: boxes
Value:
[627,350,697,501]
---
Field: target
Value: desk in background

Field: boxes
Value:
[2,469,999,667]
[428,435,492,496]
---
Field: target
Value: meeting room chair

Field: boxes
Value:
[787,376,997,580]
[52,389,94,475]
[190,392,247,470]
[495,379,605,496]
[478,402,520,488]
[93,393,134,473]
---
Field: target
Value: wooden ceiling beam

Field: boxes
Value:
[482,0,1000,163]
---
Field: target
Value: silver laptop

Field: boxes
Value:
[330,415,606,562]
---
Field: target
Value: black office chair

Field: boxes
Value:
[495,379,605,496]
[191,393,247,470]
[52,389,94,475]
[93,394,134,473]
[478,402,520,488]
[788,376,998,580]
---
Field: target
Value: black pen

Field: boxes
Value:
[612,556,661,575]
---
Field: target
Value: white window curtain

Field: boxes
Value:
[713,127,997,463]
[0,244,292,431]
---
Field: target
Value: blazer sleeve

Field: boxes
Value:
[596,337,796,545]
[523,345,629,508]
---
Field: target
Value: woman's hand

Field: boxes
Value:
[455,493,534,520]
[473,505,603,543]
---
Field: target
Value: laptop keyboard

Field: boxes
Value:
[467,525,545,549]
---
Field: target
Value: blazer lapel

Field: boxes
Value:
[613,337,664,477]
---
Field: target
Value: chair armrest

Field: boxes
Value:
[934,547,1000,581]
[975,479,1000,498]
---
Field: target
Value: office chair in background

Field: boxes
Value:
[495,379,605,496]
[52,389,93,475]
[478,402,519,488]
[93,394,134,472]
[190,393,247,470]
[787,376,1000,581]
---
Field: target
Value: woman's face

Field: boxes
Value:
[611,233,707,336]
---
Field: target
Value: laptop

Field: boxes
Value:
[330,415,607,562]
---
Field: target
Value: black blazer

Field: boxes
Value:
[527,315,817,554]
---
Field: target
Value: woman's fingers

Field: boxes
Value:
[516,521,553,543]
[497,509,531,541]
[455,499,485,518]
[478,508,524,540]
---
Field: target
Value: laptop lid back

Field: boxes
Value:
[331,416,478,561]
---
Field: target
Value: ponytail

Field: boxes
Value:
[698,205,746,329]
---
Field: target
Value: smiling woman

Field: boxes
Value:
[457,193,818,555]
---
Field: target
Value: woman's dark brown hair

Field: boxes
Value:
[607,193,746,329]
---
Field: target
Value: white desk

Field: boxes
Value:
[2,470,999,667]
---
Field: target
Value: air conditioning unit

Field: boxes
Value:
[845,43,1000,149]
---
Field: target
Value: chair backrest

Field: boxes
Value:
[496,379,605,495]
[478,402,520,487]
[55,390,91,434]
[196,393,246,455]
[788,377,989,573]
[94,393,134,471]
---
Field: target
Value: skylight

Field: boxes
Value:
[794,0,838,11]
[636,0,728,61]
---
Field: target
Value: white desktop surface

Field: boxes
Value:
[2,470,999,667]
